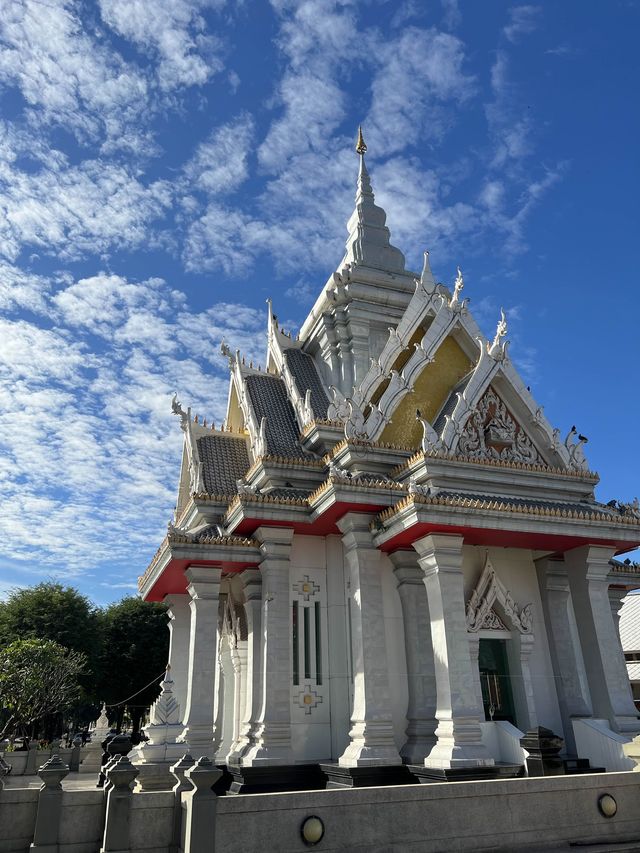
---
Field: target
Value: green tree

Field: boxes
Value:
[0,583,101,689]
[97,597,169,735]
[0,639,86,740]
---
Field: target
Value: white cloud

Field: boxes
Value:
[503,5,540,44]
[0,132,172,261]
[98,0,227,91]
[185,113,254,195]
[0,0,151,148]
[0,272,266,575]
[0,261,52,314]
[365,27,475,157]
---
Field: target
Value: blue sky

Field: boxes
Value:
[0,0,638,605]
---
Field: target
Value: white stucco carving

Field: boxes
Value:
[487,309,509,361]
[457,387,543,465]
[466,554,533,635]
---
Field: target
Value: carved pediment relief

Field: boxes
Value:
[478,608,509,631]
[457,386,543,465]
[466,553,533,635]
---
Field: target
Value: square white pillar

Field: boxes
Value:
[337,513,402,768]
[228,569,262,764]
[164,593,191,719]
[565,545,640,733]
[389,550,437,764]
[178,565,222,760]
[413,533,493,769]
[241,528,294,766]
[535,557,592,753]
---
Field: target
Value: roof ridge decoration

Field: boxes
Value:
[341,126,406,274]
[351,265,480,437]
[266,300,321,431]
[466,552,533,634]
[376,492,640,526]
[171,393,205,495]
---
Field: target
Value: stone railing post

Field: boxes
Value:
[170,754,195,853]
[31,754,69,851]
[180,757,222,853]
[25,740,39,775]
[100,755,139,853]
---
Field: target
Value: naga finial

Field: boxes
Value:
[171,393,189,428]
[487,309,508,360]
[450,266,464,307]
[356,125,367,155]
[219,339,234,368]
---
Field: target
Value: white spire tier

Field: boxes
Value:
[342,128,406,274]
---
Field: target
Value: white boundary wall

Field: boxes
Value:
[2,771,640,852]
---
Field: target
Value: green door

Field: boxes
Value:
[478,638,516,725]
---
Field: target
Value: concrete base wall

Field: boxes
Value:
[216,772,640,853]
[2,772,640,853]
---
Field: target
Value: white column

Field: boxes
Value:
[228,570,262,764]
[565,545,640,733]
[165,594,191,718]
[413,534,493,769]
[389,550,437,764]
[229,640,247,759]
[337,513,402,767]
[178,565,222,760]
[467,634,486,721]
[216,638,235,763]
[535,556,591,752]
[242,528,294,766]
[609,587,628,651]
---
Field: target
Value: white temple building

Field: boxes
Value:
[138,129,640,792]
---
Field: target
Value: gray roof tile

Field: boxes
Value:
[245,374,307,457]
[197,434,250,495]
[620,595,640,653]
[284,349,330,419]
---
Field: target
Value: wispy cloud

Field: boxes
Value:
[503,5,540,44]
[0,0,151,149]
[0,272,265,575]
[98,0,228,91]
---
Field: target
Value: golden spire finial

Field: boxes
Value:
[356,125,367,155]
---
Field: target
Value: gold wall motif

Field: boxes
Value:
[380,335,473,449]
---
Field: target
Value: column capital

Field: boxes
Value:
[185,565,222,599]
[412,533,464,574]
[535,556,570,592]
[254,526,294,546]
[336,512,376,551]
[239,568,262,600]
[564,544,616,582]
[164,592,189,620]
[388,550,423,586]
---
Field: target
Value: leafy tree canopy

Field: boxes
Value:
[0,638,86,740]
[0,582,100,668]
[97,597,169,731]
